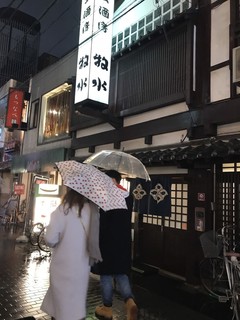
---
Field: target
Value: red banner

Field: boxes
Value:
[5,88,24,128]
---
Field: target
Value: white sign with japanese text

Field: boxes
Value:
[75,0,114,106]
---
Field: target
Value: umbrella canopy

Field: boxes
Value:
[83,150,150,181]
[55,160,128,211]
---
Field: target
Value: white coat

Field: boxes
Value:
[41,202,91,320]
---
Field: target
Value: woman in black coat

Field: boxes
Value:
[95,170,138,320]
[98,194,132,274]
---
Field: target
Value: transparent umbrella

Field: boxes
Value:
[83,150,150,181]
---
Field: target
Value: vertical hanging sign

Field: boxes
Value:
[75,0,114,107]
[5,88,24,129]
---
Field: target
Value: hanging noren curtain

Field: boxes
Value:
[132,175,171,216]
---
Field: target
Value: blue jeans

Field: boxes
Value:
[100,274,134,307]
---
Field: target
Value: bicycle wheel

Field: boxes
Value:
[231,265,240,320]
[199,257,229,298]
[29,222,44,246]
[38,227,51,253]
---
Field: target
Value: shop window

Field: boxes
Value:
[38,83,72,144]
[222,162,240,172]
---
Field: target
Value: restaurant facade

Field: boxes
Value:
[11,0,240,284]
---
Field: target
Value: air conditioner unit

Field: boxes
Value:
[232,46,240,83]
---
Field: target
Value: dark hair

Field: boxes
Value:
[105,170,122,184]
[62,189,85,216]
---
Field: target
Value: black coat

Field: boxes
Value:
[97,195,133,275]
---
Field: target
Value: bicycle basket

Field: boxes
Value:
[199,230,222,258]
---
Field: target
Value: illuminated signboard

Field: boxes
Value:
[5,88,24,128]
[75,0,114,106]
[14,184,25,195]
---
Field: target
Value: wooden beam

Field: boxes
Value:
[72,110,202,149]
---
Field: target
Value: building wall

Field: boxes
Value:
[210,1,230,103]
[15,0,240,282]
[71,0,240,282]
[74,101,189,160]
[22,49,78,155]
[210,1,240,137]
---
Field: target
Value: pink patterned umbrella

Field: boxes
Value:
[55,160,128,211]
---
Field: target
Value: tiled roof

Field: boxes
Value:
[131,138,240,166]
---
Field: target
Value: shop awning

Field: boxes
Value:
[131,138,240,167]
[11,148,68,173]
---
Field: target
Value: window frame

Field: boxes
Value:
[37,83,72,145]
[29,99,39,130]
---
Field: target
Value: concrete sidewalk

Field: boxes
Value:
[0,225,231,320]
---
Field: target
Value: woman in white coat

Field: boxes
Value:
[41,188,91,320]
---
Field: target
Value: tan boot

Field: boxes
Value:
[95,305,113,320]
[126,298,138,320]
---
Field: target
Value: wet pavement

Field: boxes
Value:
[0,225,233,320]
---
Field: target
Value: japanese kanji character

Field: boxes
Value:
[83,6,91,19]
[93,54,109,71]
[98,21,108,33]
[82,21,90,33]
[77,78,88,91]
[92,78,107,91]
[99,6,109,19]
[79,55,89,69]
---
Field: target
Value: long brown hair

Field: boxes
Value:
[62,189,85,217]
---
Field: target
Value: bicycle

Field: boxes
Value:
[0,214,12,226]
[29,219,51,253]
[29,222,44,246]
[199,225,240,319]
[0,205,16,227]
[38,226,51,253]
